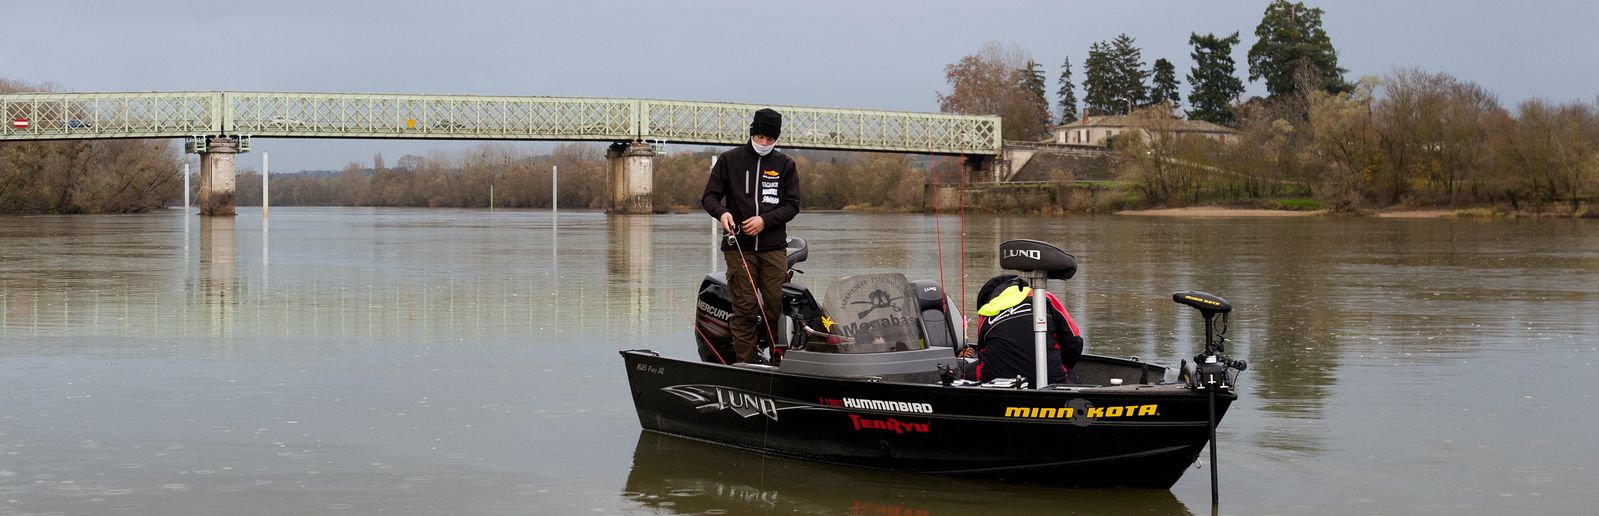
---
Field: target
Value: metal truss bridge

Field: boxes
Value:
[0,91,1001,156]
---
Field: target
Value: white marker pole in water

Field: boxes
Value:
[709,155,719,272]
[262,152,270,218]
[183,162,190,252]
[551,165,558,223]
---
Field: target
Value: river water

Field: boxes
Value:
[1,207,1595,515]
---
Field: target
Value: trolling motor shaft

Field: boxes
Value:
[1171,290,1247,506]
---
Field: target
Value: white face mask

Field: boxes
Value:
[751,138,775,156]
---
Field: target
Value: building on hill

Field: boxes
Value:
[1050,116,1237,147]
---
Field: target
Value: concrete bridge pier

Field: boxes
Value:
[606,141,654,214]
[963,155,1001,183]
[198,137,241,216]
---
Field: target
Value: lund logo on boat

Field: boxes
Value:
[1003,249,1041,260]
[662,385,795,421]
[848,414,930,434]
[1003,399,1159,427]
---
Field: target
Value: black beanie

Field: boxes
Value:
[750,108,782,139]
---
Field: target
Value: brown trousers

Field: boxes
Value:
[723,249,787,363]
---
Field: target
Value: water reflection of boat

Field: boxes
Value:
[621,238,1247,490]
[620,430,1195,515]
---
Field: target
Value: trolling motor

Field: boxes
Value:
[1173,291,1248,390]
[1172,290,1247,507]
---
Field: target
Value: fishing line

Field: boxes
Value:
[958,152,969,333]
[929,142,951,330]
[663,290,727,365]
[727,232,781,360]
[727,235,780,480]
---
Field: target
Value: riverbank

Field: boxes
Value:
[1116,206,1326,217]
[1117,205,1596,219]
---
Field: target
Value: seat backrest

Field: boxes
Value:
[909,279,959,348]
[785,236,808,268]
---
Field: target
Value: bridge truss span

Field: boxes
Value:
[0,91,1001,156]
[641,100,999,155]
[225,92,637,141]
[0,91,221,139]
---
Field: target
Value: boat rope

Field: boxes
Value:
[663,290,728,365]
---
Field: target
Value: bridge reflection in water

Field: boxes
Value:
[0,209,664,344]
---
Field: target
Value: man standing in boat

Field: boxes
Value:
[961,274,1083,384]
[701,108,801,364]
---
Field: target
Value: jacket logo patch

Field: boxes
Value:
[762,169,779,177]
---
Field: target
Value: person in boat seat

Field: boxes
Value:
[959,274,1083,385]
[701,108,801,364]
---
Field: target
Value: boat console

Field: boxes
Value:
[778,272,960,382]
[692,237,965,376]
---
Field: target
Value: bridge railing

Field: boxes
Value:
[641,100,1000,155]
[0,92,221,139]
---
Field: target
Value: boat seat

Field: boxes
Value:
[999,239,1077,280]
[909,279,959,348]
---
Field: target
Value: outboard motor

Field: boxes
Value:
[694,237,822,364]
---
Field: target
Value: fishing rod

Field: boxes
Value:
[725,230,782,362]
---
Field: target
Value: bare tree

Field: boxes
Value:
[938,42,1050,140]
[1307,77,1381,211]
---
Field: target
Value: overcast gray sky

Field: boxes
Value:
[7,0,1597,172]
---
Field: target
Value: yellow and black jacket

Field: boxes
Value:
[965,285,1084,384]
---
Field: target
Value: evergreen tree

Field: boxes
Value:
[1081,41,1118,116]
[1056,56,1079,124]
[1012,59,1053,138]
[1149,58,1181,112]
[1110,34,1150,111]
[1081,35,1150,116]
[1187,32,1246,125]
[1247,0,1349,100]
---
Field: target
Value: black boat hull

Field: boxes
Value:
[622,350,1234,488]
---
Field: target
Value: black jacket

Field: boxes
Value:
[967,292,1083,385]
[701,143,801,252]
